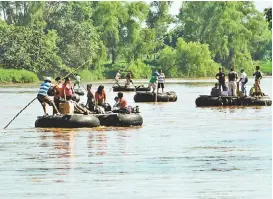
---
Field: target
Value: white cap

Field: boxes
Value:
[44,77,52,82]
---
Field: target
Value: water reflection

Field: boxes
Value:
[0,79,271,199]
[88,132,108,157]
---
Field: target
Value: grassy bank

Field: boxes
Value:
[260,60,272,75]
[0,69,39,83]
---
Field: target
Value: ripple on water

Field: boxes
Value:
[0,79,272,199]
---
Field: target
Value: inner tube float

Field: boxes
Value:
[74,88,84,96]
[135,85,151,92]
[94,113,143,127]
[35,114,100,128]
[134,91,177,102]
[195,95,272,107]
[112,85,136,92]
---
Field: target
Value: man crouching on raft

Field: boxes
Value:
[37,77,60,116]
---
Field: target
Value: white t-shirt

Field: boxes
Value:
[115,72,121,80]
[158,73,165,83]
[240,72,247,83]
[221,90,228,96]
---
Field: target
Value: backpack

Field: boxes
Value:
[245,76,248,83]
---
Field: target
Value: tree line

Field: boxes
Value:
[0,1,271,81]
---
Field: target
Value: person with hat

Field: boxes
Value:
[210,83,221,97]
[238,69,248,96]
[215,67,226,91]
[228,67,238,96]
[37,77,60,115]
[63,77,74,100]
[148,71,159,93]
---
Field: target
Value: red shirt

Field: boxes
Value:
[119,97,127,108]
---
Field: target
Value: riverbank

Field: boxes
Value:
[1,76,271,86]
[0,69,39,83]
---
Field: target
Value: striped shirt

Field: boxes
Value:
[38,82,52,96]
[158,73,165,83]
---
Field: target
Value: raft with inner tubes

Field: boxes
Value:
[195,95,272,107]
[94,113,143,127]
[35,114,100,128]
[74,88,84,96]
[112,85,151,92]
[134,91,177,102]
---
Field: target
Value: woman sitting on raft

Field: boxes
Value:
[95,85,107,106]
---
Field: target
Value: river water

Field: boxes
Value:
[0,78,271,199]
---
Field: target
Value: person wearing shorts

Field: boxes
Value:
[37,77,60,115]
[148,72,158,93]
[157,69,165,93]
[253,66,263,95]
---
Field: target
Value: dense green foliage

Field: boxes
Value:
[260,60,272,75]
[0,1,271,82]
[0,68,39,83]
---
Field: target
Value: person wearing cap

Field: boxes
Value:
[63,77,74,100]
[210,83,221,97]
[115,70,121,85]
[148,72,159,93]
[53,77,64,114]
[228,67,238,96]
[74,74,81,89]
[238,69,248,96]
[215,67,226,91]
[37,77,60,115]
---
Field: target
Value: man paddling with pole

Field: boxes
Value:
[3,77,60,129]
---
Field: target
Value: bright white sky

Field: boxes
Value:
[169,1,272,15]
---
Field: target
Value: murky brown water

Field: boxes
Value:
[0,78,271,199]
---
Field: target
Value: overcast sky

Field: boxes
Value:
[169,1,272,15]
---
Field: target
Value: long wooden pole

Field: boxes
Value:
[4,97,37,129]
[110,64,131,92]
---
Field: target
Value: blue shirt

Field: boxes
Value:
[38,82,51,96]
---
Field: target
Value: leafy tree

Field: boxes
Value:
[264,8,272,30]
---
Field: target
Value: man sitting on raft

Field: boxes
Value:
[211,83,221,97]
